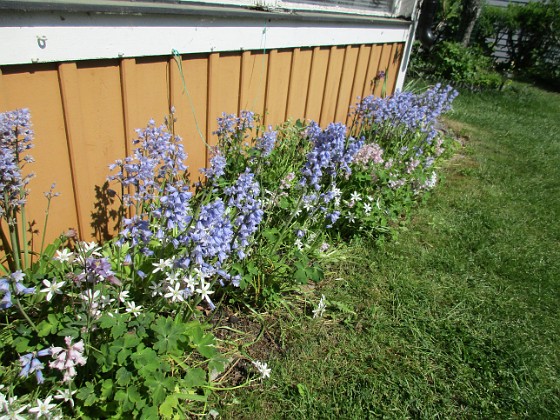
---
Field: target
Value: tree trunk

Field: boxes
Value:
[457,0,483,47]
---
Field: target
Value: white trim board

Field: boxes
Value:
[0,11,411,66]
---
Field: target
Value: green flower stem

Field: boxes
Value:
[270,195,303,253]
[0,221,15,273]
[39,194,54,257]
[21,203,29,270]
[14,296,39,334]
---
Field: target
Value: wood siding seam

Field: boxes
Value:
[206,52,218,162]
[57,63,84,238]
[285,47,298,123]
[304,46,318,121]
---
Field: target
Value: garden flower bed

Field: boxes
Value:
[0,83,457,418]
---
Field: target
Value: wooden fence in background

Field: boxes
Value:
[0,42,404,244]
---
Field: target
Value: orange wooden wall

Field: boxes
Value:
[0,43,404,244]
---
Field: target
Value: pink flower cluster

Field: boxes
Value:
[353,143,384,167]
[49,336,87,382]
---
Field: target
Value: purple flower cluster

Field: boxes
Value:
[352,84,458,143]
[214,110,255,142]
[0,271,35,310]
[19,349,51,384]
[254,129,277,157]
[200,149,227,181]
[109,117,266,304]
[300,122,364,191]
[187,199,234,266]
[81,256,120,286]
[108,120,188,206]
[224,169,264,258]
[0,109,35,216]
[153,184,193,237]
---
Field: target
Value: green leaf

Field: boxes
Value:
[57,327,80,338]
[294,268,308,284]
[262,227,279,241]
[100,379,114,400]
[76,382,98,406]
[208,354,228,376]
[144,371,174,406]
[12,336,30,353]
[128,385,146,410]
[183,367,207,388]
[131,346,165,378]
[115,389,135,412]
[159,395,178,419]
[140,405,159,420]
[151,316,187,356]
[190,327,217,359]
[116,367,133,386]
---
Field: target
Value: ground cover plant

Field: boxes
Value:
[0,84,458,418]
[217,82,560,418]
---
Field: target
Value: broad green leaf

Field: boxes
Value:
[141,405,159,419]
[294,268,308,284]
[159,395,178,419]
[131,346,164,378]
[144,371,174,405]
[152,316,187,356]
[116,367,132,386]
[100,379,114,400]
[76,382,97,407]
[183,367,207,388]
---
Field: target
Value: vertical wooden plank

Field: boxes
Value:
[334,45,360,124]
[346,44,372,126]
[387,43,405,95]
[1,64,79,244]
[239,50,268,116]
[58,63,86,239]
[319,46,345,127]
[206,52,219,153]
[171,54,208,180]
[363,44,383,99]
[119,58,136,156]
[305,46,330,124]
[373,44,393,97]
[285,47,313,121]
[74,61,127,240]
[132,57,169,131]
[264,49,293,127]
[206,52,241,150]
[238,50,252,113]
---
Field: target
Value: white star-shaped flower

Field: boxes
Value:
[28,395,56,418]
[125,301,142,317]
[252,360,271,380]
[149,281,164,297]
[40,279,66,301]
[54,248,74,263]
[152,258,173,273]
[195,280,214,301]
[165,283,185,303]
[350,191,362,202]
[54,388,76,407]
[80,241,102,256]
[118,290,130,303]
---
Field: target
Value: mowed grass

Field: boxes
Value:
[218,83,560,418]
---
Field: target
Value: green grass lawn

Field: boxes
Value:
[217,83,560,418]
